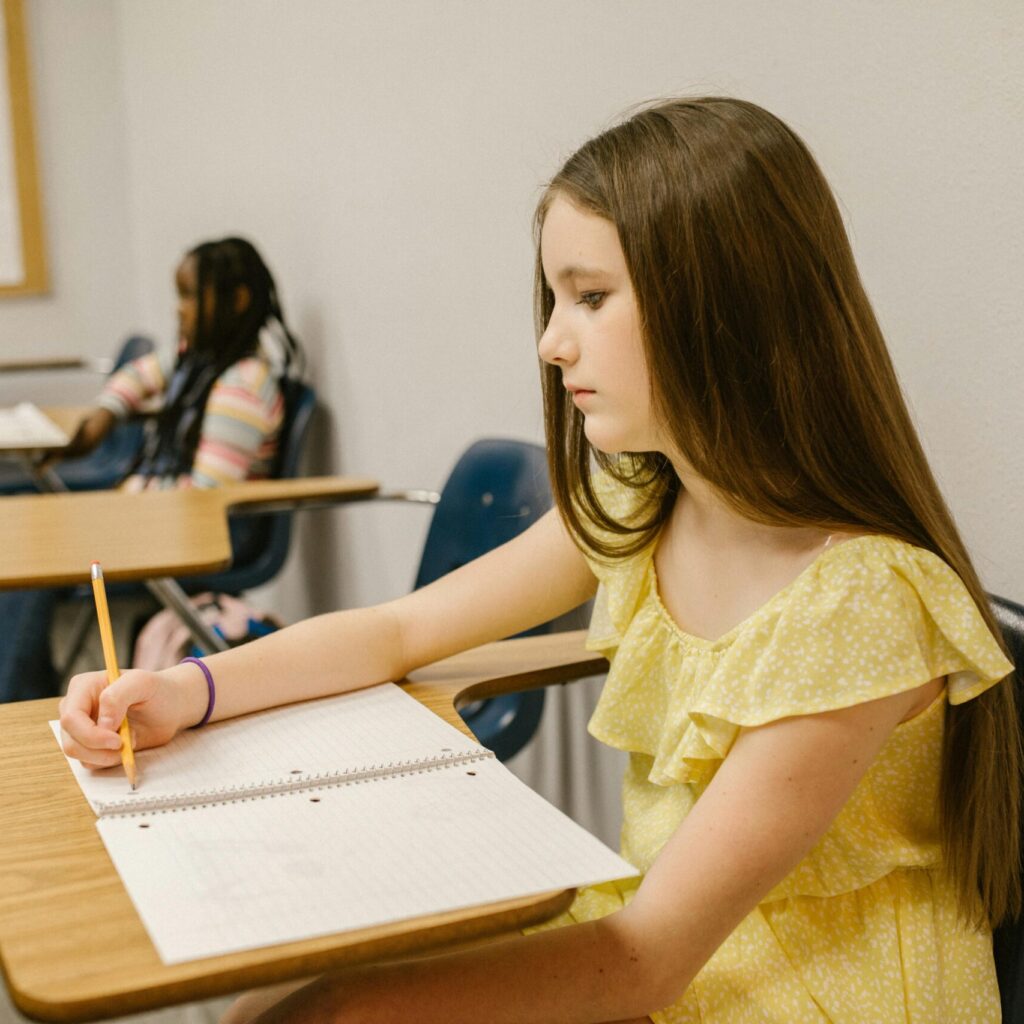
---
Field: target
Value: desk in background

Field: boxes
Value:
[0,477,379,589]
[0,404,90,491]
[0,475,380,653]
[0,358,111,374]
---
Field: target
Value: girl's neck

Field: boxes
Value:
[655,462,839,644]
[669,460,830,557]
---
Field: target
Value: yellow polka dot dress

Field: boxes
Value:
[530,476,1013,1023]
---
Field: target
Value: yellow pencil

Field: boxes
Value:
[90,561,138,791]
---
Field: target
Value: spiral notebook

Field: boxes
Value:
[53,683,636,964]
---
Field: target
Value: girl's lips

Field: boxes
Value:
[570,389,595,406]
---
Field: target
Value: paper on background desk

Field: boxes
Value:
[0,402,69,448]
[52,684,638,964]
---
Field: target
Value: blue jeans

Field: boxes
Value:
[0,589,61,702]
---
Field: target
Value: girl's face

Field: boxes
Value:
[538,195,667,456]
[174,255,201,354]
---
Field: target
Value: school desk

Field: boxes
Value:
[0,477,378,589]
[0,357,111,374]
[0,405,91,490]
[0,476,380,651]
[0,405,91,454]
[29,406,92,447]
[0,629,607,1022]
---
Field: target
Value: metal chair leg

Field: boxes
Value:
[144,578,230,655]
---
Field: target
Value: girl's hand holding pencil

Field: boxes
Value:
[59,562,208,774]
[58,665,186,772]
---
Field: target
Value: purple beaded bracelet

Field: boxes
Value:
[180,657,215,728]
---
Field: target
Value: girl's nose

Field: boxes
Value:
[537,309,578,366]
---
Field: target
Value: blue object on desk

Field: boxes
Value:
[187,614,279,660]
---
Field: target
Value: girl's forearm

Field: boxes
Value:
[251,913,665,1024]
[166,604,406,728]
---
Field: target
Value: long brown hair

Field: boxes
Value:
[535,97,1020,927]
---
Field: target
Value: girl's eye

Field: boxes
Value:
[577,292,605,310]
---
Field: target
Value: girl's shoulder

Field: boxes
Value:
[587,533,1012,787]
[215,354,273,388]
[591,530,1012,714]
[789,533,977,627]
[212,354,284,408]
[773,534,1011,703]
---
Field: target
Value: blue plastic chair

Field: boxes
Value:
[0,335,154,495]
[991,594,1024,1023]
[409,438,555,761]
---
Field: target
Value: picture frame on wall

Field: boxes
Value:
[0,0,46,296]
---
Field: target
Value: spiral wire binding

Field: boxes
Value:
[96,748,496,819]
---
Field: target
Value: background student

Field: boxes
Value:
[61,98,1016,1023]
[0,236,303,704]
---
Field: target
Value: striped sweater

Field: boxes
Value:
[98,350,285,491]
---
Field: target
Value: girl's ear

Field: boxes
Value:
[233,285,251,314]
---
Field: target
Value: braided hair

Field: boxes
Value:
[135,237,303,480]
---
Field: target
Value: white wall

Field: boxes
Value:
[0,1,137,406]
[0,8,1018,1019]
[5,0,1023,618]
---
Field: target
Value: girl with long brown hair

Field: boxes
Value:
[60,98,1016,1022]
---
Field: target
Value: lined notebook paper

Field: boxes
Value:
[54,683,636,964]
[0,402,68,448]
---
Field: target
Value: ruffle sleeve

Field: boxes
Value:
[587,533,1013,790]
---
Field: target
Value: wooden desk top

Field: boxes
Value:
[0,358,106,374]
[39,406,92,441]
[0,631,607,1022]
[0,476,380,589]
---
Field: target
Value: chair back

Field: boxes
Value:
[415,438,552,588]
[991,594,1024,1023]
[111,334,156,371]
[415,438,553,761]
[180,378,317,594]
